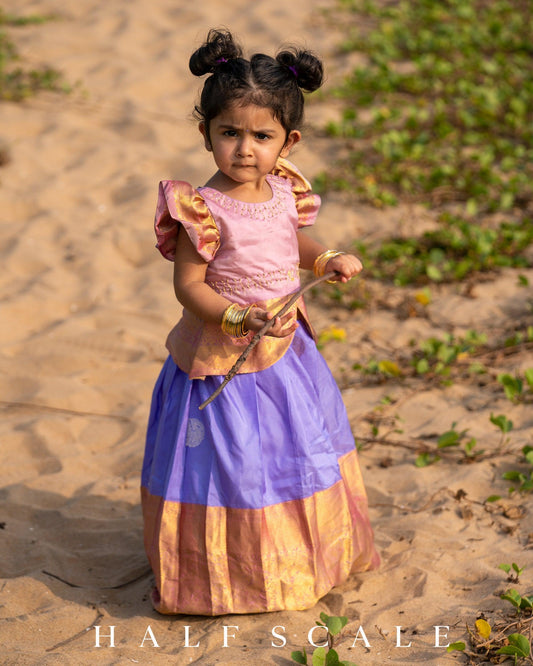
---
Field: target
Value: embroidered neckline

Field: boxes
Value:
[198,175,288,220]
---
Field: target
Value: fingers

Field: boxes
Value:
[327,253,363,282]
[266,314,298,338]
[245,307,298,338]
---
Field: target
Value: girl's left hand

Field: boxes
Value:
[326,253,363,283]
[245,307,298,338]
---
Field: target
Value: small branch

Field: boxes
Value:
[1,400,131,422]
[199,271,338,410]
[46,608,104,652]
[373,487,451,513]
[42,568,152,590]
[472,340,533,361]
[355,435,425,452]
[42,570,82,588]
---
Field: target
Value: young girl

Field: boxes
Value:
[141,28,379,616]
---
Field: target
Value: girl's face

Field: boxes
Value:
[199,104,300,191]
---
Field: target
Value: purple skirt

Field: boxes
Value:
[141,326,378,615]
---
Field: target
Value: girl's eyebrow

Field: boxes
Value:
[217,123,276,134]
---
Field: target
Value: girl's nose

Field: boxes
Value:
[236,134,253,156]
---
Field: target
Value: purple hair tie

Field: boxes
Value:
[288,65,299,78]
[216,57,228,64]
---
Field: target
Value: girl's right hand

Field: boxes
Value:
[245,307,298,338]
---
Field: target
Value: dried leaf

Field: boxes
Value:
[475,618,491,639]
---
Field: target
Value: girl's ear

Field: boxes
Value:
[280,130,301,158]
[199,122,212,151]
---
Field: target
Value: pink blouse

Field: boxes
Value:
[154,158,321,379]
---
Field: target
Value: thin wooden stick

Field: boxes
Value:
[45,609,104,652]
[198,271,337,410]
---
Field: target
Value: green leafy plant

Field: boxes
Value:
[325,0,533,213]
[351,329,490,392]
[490,412,514,448]
[499,563,525,584]
[414,451,441,468]
[437,424,478,456]
[351,218,533,286]
[496,633,531,663]
[0,8,67,101]
[413,330,487,377]
[317,325,347,349]
[415,421,480,467]
[352,358,403,379]
[449,565,532,663]
[526,369,533,389]
[291,613,358,666]
[505,328,533,347]
[446,640,466,653]
[501,589,533,613]
[502,446,533,494]
[0,8,54,25]
[498,373,523,402]
[317,0,533,285]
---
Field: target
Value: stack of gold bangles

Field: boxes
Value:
[313,249,345,282]
[221,302,254,338]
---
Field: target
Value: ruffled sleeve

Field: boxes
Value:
[271,157,321,228]
[154,180,220,262]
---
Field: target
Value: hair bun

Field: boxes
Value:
[276,47,323,92]
[189,29,243,76]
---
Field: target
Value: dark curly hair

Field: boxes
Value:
[189,29,324,139]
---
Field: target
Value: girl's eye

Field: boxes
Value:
[255,133,270,140]
[223,130,238,137]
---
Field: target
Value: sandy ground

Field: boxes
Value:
[1,1,532,664]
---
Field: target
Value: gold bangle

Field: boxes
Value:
[239,304,254,337]
[313,250,345,280]
[221,303,255,338]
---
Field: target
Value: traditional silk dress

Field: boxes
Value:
[141,158,379,615]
